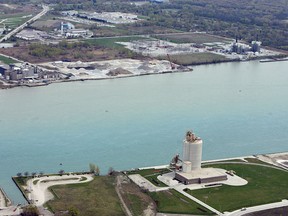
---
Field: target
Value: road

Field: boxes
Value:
[225,199,288,216]
[0,5,50,43]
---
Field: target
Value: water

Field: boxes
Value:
[0,60,288,203]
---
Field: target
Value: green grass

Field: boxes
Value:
[46,176,125,216]
[149,189,214,215]
[126,194,145,216]
[244,158,272,165]
[159,52,229,65]
[127,168,170,176]
[33,180,39,185]
[188,164,288,212]
[155,33,231,44]
[84,36,144,49]
[0,55,19,64]
[202,159,245,165]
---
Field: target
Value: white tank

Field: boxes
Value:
[182,131,203,171]
[183,140,190,161]
[188,139,202,170]
[182,161,192,173]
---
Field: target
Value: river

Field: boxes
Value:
[0,60,288,203]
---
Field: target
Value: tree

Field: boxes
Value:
[31,172,37,178]
[89,163,96,173]
[59,169,65,176]
[108,167,115,176]
[89,163,100,175]
[68,206,79,216]
[21,205,39,216]
[17,172,22,177]
[95,166,100,176]
[24,171,29,177]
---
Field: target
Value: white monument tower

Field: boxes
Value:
[182,131,202,172]
[175,130,227,185]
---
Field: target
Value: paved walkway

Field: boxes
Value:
[225,199,288,216]
[26,174,94,206]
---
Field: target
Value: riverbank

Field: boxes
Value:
[0,58,193,89]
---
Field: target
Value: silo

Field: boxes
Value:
[183,131,203,171]
[188,138,202,170]
[182,140,190,161]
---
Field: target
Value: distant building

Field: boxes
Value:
[150,0,164,3]
[78,12,138,24]
[61,10,78,16]
[65,29,90,38]
[0,64,9,78]
[16,29,51,41]
[251,41,261,53]
[0,24,6,36]
[60,22,75,34]
[230,41,250,54]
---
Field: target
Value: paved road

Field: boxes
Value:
[0,5,49,43]
[225,199,288,216]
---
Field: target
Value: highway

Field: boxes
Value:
[0,5,49,43]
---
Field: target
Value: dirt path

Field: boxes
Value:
[116,175,133,216]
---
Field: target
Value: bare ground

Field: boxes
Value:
[117,174,157,216]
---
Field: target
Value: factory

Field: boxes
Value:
[174,131,227,185]
[230,40,262,54]
[0,63,62,82]
[59,22,92,38]
[77,12,139,24]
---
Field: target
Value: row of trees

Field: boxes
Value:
[16,163,115,178]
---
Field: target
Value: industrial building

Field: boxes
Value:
[251,41,261,53]
[16,29,51,41]
[230,40,262,54]
[174,131,227,185]
[59,22,92,38]
[0,24,5,36]
[77,12,139,24]
[0,63,61,81]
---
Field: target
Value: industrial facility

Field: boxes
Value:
[174,131,227,185]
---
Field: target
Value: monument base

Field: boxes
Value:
[175,168,227,185]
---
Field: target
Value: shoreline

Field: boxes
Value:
[1,54,287,90]
[9,151,288,207]
[0,67,193,89]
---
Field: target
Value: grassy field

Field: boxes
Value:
[149,189,214,215]
[84,36,144,49]
[155,33,231,44]
[0,13,34,29]
[159,52,229,65]
[0,54,19,64]
[188,164,288,212]
[46,176,125,216]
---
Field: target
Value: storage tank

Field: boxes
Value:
[182,161,192,173]
[188,138,202,170]
[183,131,203,171]
[183,140,190,161]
